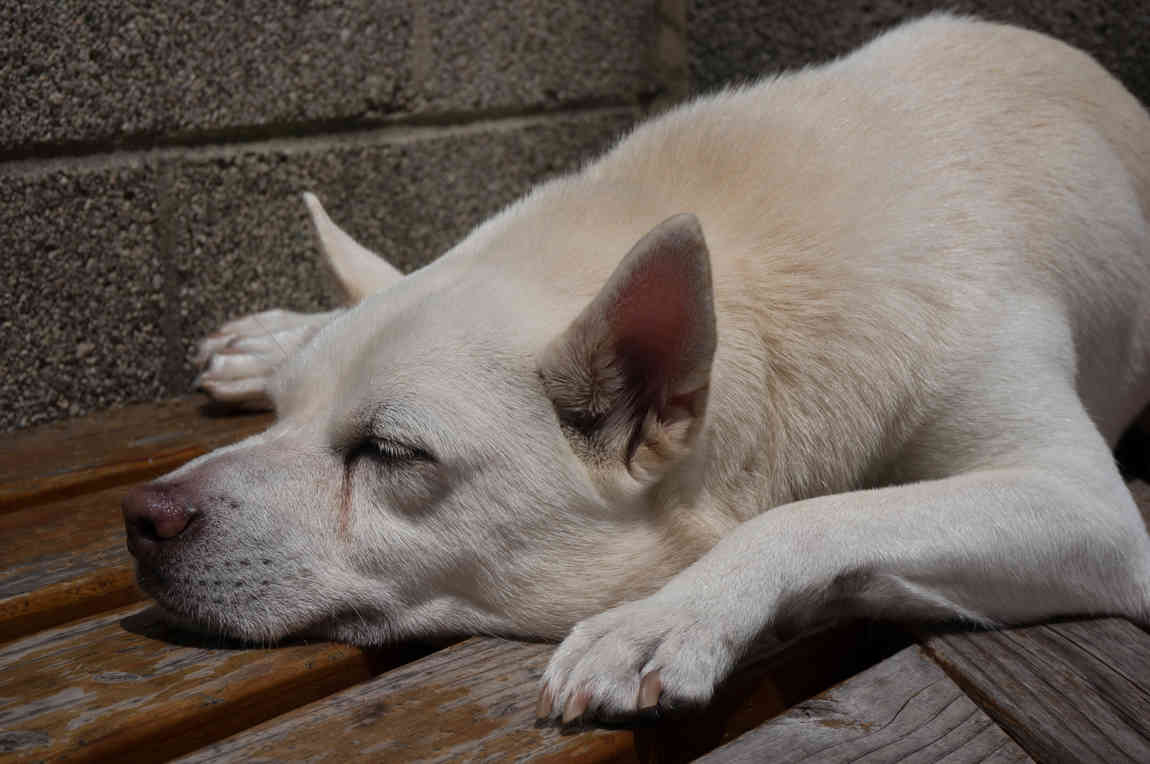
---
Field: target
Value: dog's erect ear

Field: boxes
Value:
[539,213,716,486]
[302,192,404,303]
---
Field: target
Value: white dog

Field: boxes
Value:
[122,14,1150,724]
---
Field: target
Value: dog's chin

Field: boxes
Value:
[135,569,300,644]
[136,568,397,646]
[146,595,357,646]
[292,606,398,646]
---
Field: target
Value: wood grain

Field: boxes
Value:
[0,396,271,511]
[177,637,635,764]
[0,487,129,575]
[698,646,1031,763]
[0,486,137,642]
[175,623,906,763]
[919,618,1150,763]
[0,604,429,762]
[0,401,270,641]
[0,568,141,644]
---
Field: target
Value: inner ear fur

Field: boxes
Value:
[539,213,717,483]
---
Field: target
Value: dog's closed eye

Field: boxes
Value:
[350,438,436,466]
[346,436,447,514]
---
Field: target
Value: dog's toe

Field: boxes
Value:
[539,597,737,726]
[193,309,336,409]
[193,333,236,367]
[196,375,273,409]
[202,350,272,381]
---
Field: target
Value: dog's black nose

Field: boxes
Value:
[122,484,195,547]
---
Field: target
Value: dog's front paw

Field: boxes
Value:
[194,309,334,409]
[537,597,737,726]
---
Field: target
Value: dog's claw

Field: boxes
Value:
[638,669,662,710]
[193,308,338,410]
[536,685,553,720]
[562,690,589,724]
[193,333,236,367]
[540,599,734,726]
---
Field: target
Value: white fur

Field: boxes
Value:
[144,14,1150,723]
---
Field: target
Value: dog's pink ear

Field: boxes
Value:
[539,213,716,485]
[302,192,404,303]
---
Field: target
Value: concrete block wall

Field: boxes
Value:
[3,1,1146,431]
[1,1,672,431]
[689,0,1150,104]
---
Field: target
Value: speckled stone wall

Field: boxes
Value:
[688,1,1149,105]
[2,0,1147,431]
[1,1,666,430]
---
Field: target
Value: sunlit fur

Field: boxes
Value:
[169,14,1150,716]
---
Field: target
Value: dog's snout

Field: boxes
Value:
[122,484,196,546]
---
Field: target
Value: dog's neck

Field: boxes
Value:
[415,100,948,588]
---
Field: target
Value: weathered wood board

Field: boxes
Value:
[0,396,271,512]
[0,604,429,762]
[697,645,1032,763]
[919,618,1150,763]
[0,486,139,642]
[0,399,271,641]
[176,624,906,764]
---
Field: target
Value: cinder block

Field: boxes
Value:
[415,0,658,112]
[688,1,1149,106]
[1,0,657,154]
[0,109,635,433]
[166,109,638,394]
[0,162,168,431]
[0,1,411,154]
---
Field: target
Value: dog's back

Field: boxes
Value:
[452,13,1150,503]
[146,17,1150,689]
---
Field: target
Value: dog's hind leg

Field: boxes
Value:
[194,193,405,409]
[194,308,339,409]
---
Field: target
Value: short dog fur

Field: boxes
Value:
[123,15,1150,723]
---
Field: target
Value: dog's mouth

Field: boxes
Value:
[133,560,385,644]
[133,566,211,622]
[133,561,289,639]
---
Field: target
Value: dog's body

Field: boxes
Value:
[124,15,1150,722]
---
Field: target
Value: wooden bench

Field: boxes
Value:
[2,398,1148,762]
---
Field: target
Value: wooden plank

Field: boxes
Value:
[0,486,137,642]
[0,396,271,511]
[697,646,1031,763]
[175,623,907,763]
[0,567,141,644]
[918,618,1150,763]
[0,604,430,762]
[177,638,634,764]
[0,401,271,641]
[0,488,126,575]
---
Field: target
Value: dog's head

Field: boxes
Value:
[123,196,723,644]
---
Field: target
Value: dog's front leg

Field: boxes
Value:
[538,455,1150,724]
